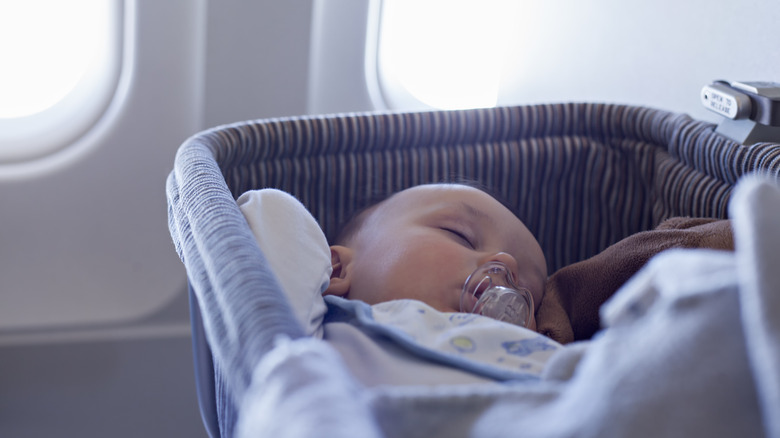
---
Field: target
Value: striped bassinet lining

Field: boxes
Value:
[182,103,780,273]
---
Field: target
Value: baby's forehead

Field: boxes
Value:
[375,184,509,220]
[365,187,528,250]
[380,184,490,207]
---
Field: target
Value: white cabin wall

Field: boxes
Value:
[204,1,314,125]
[496,0,780,123]
[0,1,314,437]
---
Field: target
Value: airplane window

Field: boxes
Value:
[376,0,520,110]
[0,0,121,164]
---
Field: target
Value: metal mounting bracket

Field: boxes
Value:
[701,80,780,145]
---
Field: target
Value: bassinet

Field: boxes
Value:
[166,103,780,437]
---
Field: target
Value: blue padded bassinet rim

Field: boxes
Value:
[167,141,306,403]
[177,103,692,163]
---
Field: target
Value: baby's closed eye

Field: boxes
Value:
[441,227,475,249]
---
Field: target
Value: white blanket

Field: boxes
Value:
[235,174,780,438]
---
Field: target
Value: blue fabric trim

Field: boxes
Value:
[324,296,540,382]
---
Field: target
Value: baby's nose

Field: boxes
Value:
[481,252,520,279]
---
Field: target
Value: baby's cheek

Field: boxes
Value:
[353,247,410,302]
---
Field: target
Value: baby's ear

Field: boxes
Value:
[323,245,353,297]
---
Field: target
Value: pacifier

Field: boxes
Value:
[460,261,534,327]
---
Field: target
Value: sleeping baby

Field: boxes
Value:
[238,183,562,387]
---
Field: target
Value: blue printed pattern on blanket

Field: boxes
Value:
[371,299,562,375]
[503,338,559,356]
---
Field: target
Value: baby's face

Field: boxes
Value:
[337,184,546,330]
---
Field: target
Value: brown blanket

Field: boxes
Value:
[535,217,734,344]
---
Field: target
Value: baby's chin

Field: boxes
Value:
[426,301,461,314]
[425,298,462,315]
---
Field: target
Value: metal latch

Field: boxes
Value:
[701,80,780,145]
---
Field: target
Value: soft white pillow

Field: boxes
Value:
[237,189,331,337]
